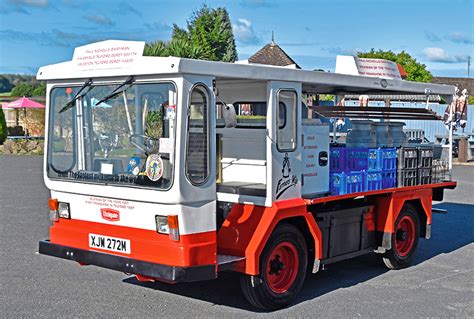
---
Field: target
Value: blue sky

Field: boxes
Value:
[0,0,472,77]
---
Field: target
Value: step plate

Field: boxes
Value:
[217,254,245,272]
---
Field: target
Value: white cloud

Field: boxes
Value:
[445,32,474,44]
[84,14,115,26]
[8,0,49,8]
[116,2,142,17]
[238,18,251,28]
[0,28,90,47]
[425,30,441,42]
[233,18,261,45]
[422,47,467,63]
[0,25,171,49]
[1,0,49,14]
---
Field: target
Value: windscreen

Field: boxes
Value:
[48,81,177,190]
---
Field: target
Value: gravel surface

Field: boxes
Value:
[1,155,473,318]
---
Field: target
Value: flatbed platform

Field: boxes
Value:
[305,181,457,205]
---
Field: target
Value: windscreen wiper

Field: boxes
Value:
[59,78,93,113]
[94,76,134,106]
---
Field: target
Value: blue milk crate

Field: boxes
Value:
[382,170,397,189]
[368,148,383,171]
[330,172,345,195]
[347,148,385,172]
[345,171,365,194]
[381,148,397,171]
[329,147,346,172]
[330,171,364,195]
[365,171,383,191]
[346,148,369,171]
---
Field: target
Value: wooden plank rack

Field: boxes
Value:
[311,106,443,120]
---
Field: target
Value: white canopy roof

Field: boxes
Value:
[37,55,455,98]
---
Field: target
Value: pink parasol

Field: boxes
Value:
[1,97,45,136]
[1,97,45,109]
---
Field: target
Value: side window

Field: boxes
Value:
[49,87,76,173]
[186,85,209,185]
[277,90,297,152]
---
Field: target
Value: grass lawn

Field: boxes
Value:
[0,92,12,97]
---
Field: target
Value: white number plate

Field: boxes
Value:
[89,233,131,254]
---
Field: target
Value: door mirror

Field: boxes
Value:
[222,103,237,128]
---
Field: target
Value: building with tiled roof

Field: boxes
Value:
[243,38,301,69]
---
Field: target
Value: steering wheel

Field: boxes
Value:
[129,134,160,154]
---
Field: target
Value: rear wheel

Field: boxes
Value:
[382,204,420,269]
[240,223,307,310]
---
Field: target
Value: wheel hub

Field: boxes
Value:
[266,242,299,293]
[269,254,285,275]
[396,229,408,241]
[394,215,416,257]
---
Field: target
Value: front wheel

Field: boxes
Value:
[382,204,420,269]
[240,223,307,311]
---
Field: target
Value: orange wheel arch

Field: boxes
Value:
[368,188,432,248]
[217,198,322,275]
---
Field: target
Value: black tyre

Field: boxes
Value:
[382,204,420,269]
[240,223,307,311]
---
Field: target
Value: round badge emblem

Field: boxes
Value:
[145,154,163,181]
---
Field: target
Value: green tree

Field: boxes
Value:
[10,82,46,97]
[0,76,13,93]
[32,82,46,96]
[144,40,168,57]
[11,83,36,97]
[167,38,206,59]
[144,5,238,62]
[1,74,36,87]
[358,49,432,82]
[0,107,7,144]
[144,38,206,59]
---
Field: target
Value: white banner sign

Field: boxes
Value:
[355,58,401,80]
[72,40,145,70]
[335,55,402,80]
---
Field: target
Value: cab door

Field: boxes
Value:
[267,81,302,205]
[178,75,216,234]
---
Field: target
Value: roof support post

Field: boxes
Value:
[449,104,453,170]
[444,95,454,170]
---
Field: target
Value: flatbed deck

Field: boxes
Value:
[305,181,457,205]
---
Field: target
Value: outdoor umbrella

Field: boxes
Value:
[1,97,45,136]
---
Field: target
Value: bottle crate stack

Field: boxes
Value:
[329,142,437,195]
[329,147,397,195]
[397,147,418,186]
[417,146,433,185]
[432,159,451,183]
[396,146,434,186]
[380,148,397,189]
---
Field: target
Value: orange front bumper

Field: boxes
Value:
[49,218,216,268]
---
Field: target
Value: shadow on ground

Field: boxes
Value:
[123,201,474,311]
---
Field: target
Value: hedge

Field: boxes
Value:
[0,107,7,145]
